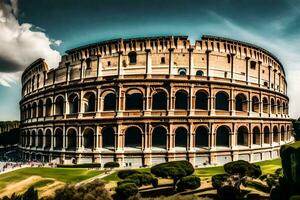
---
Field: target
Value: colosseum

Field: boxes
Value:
[19,35,293,167]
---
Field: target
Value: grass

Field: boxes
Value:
[31,179,55,188]
[0,168,103,189]
[103,159,282,182]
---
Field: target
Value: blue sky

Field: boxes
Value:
[0,0,300,120]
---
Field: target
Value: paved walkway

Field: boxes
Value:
[76,170,115,186]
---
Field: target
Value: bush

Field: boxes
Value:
[211,174,230,189]
[117,169,140,179]
[115,183,139,199]
[57,163,101,168]
[176,175,201,191]
[117,179,140,187]
[217,185,237,200]
[104,161,120,169]
[224,160,261,178]
[244,180,270,193]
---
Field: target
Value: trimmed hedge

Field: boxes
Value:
[211,174,230,189]
[115,182,139,199]
[117,169,140,179]
[151,160,194,179]
[244,180,270,193]
[177,175,201,191]
[104,162,120,169]
[57,163,101,168]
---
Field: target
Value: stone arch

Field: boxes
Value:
[252,96,260,112]
[273,126,279,143]
[196,70,204,76]
[124,126,142,148]
[103,92,117,111]
[68,93,79,114]
[263,126,270,144]
[287,125,290,140]
[195,126,209,147]
[237,126,248,146]
[45,129,51,148]
[216,125,230,147]
[54,128,63,149]
[281,125,285,142]
[271,98,276,114]
[83,128,94,149]
[67,128,77,150]
[32,102,37,118]
[175,90,188,110]
[175,127,188,148]
[152,90,168,110]
[215,91,229,111]
[262,97,268,113]
[235,93,247,112]
[125,89,144,110]
[102,127,115,148]
[252,126,260,145]
[26,130,30,147]
[37,129,43,147]
[277,99,281,114]
[55,95,64,115]
[152,126,167,149]
[83,92,96,112]
[38,100,43,117]
[195,90,208,110]
[45,98,52,116]
[27,104,31,119]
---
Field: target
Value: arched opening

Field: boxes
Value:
[235,94,247,112]
[32,102,37,118]
[38,100,43,117]
[55,129,63,149]
[45,98,52,116]
[38,130,43,148]
[273,126,279,143]
[252,127,260,145]
[45,129,51,148]
[125,90,143,110]
[263,126,270,144]
[152,91,168,110]
[26,131,30,147]
[271,99,275,114]
[83,128,94,149]
[175,90,188,110]
[281,126,285,142]
[263,97,268,113]
[103,93,116,111]
[175,127,188,148]
[152,126,167,149]
[178,68,187,76]
[31,131,36,147]
[125,127,142,148]
[128,51,137,64]
[83,92,96,112]
[195,126,209,147]
[287,126,290,140]
[102,127,115,148]
[67,129,77,150]
[215,92,229,111]
[55,96,64,115]
[195,91,208,110]
[68,94,79,114]
[282,102,286,114]
[252,96,259,112]
[237,126,248,146]
[196,70,204,76]
[28,104,31,118]
[216,126,230,147]
[277,100,281,114]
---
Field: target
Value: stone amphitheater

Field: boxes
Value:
[19,35,292,167]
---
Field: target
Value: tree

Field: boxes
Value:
[211,160,262,198]
[151,160,194,190]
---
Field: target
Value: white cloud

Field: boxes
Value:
[0,0,61,86]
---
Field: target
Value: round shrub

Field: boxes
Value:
[211,174,230,189]
[117,169,140,179]
[217,185,237,200]
[126,172,153,187]
[117,179,139,187]
[151,178,158,188]
[104,161,120,169]
[115,183,138,199]
[176,175,201,191]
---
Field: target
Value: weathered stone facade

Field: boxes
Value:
[19,35,292,167]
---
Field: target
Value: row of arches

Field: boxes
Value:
[21,89,289,120]
[21,124,291,150]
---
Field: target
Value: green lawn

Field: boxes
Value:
[104,159,282,182]
[0,168,103,189]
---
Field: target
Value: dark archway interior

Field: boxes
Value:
[126,93,143,110]
[102,127,115,148]
[196,91,208,110]
[68,130,77,149]
[152,126,167,148]
[237,126,248,146]
[152,91,168,110]
[216,92,229,111]
[253,127,260,145]
[125,127,142,148]
[195,126,208,147]
[84,129,94,149]
[55,129,63,149]
[104,93,117,111]
[175,91,188,110]
[264,127,270,144]
[236,94,247,112]
[175,127,188,147]
[216,126,229,147]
